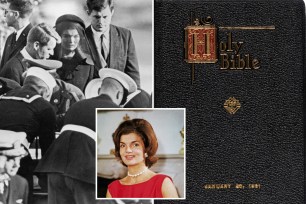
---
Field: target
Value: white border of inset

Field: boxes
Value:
[95,108,186,201]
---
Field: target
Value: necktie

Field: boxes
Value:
[100,34,108,60]
[11,32,17,47]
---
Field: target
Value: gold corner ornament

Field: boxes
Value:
[224,97,241,114]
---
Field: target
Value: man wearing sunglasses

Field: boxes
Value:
[0,0,33,72]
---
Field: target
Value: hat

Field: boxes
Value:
[0,77,21,95]
[123,89,152,108]
[23,58,62,70]
[26,67,57,92]
[55,14,86,29]
[85,69,137,99]
[99,69,137,93]
[0,130,28,157]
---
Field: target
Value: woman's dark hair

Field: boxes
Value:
[87,0,114,13]
[113,119,158,168]
[53,15,91,60]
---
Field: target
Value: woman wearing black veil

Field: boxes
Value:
[53,14,96,92]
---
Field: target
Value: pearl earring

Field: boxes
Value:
[145,153,148,157]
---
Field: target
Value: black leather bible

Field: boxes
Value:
[154,0,305,203]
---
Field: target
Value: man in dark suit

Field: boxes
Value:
[0,130,29,204]
[35,68,136,204]
[0,23,61,85]
[85,0,141,88]
[0,0,33,71]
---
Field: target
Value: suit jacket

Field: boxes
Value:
[85,25,141,87]
[56,58,95,92]
[0,24,32,72]
[0,52,28,85]
[35,94,119,184]
[4,175,28,204]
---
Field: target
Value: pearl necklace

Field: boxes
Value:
[128,167,148,177]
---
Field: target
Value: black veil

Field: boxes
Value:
[52,14,93,63]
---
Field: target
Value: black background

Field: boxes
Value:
[154,0,305,203]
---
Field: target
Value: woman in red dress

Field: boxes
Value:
[106,119,179,198]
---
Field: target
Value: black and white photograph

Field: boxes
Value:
[0,0,152,203]
[96,109,186,199]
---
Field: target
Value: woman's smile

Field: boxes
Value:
[120,133,145,166]
[125,155,135,160]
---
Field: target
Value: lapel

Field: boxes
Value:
[8,179,16,204]
[16,53,28,71]
[7,176,26,204]
[86,27,107,70]
[4,34,14,58]
[0,193,6,204]
[109,25,121,69]
[8,24,32,59]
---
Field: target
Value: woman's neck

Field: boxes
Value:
[127,162,147,175]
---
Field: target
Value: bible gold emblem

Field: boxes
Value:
[184,16,217,64]
[184,14,275,83]
[185,15,275,114]
[184,16,217,82]
[224,97,241,115]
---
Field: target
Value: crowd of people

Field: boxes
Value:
[0,0,151,203]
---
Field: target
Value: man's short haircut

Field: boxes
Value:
[99,78,128,104]
[27,23,61,46]
[86,0,114,13]
[8,0,33,18]
[100,78,123,94]
[23,75,49,95]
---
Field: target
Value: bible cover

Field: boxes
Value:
[154,0,305,203]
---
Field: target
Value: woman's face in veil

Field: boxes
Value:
[61,29,80,52]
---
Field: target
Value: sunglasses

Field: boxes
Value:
[1,7,19,16]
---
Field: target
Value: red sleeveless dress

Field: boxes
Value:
[108,174,172,198]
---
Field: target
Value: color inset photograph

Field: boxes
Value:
[96,109,185,199]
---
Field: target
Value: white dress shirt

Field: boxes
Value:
[16,22,30,41]
[91,25,110,58]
